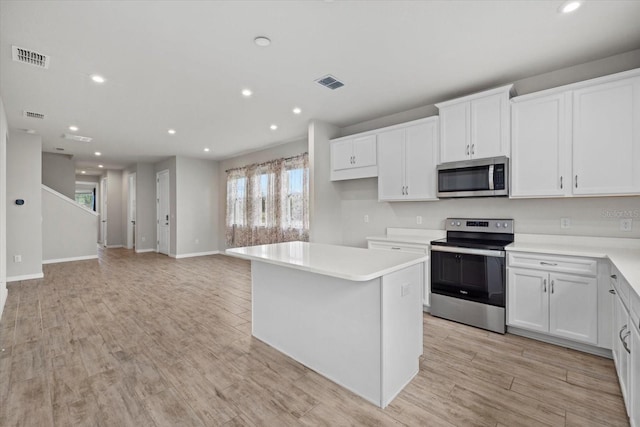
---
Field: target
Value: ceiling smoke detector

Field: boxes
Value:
[316,74,345,90]
[62,133,93,143]
[12,45,51,69]
[23,110,45,120]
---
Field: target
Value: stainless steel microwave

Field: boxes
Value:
[437,156,509,198]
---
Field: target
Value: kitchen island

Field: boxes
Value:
[225,241,427,408]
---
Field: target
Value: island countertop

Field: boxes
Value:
[225,241,428,282]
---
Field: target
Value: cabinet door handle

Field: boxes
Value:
[560,176,563,189]
[466,145,470,156]
[551,280,554,294]
[540,262,557,266]
[575,175,578,188]
[619,324,628,343]
[471,144,475,155]
[609,289,617,295]
[543,278,547,293]
[620,327,631,354]
[611,274,617,280]
[391,247,402,250]
[405,186,409,195]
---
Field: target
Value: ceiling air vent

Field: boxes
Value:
[12,45,51,69]
[23,110,45,119]
[316,74,345,90]
[62,133,93,143]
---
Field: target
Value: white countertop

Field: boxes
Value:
[506,234,640,297]
[366,228,446,245]
[225,241,428,282]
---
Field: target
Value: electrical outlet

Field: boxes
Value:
[401,283,410,297]
[141,236,146,242]
[620,218,633,232]
[416,215,422,225]
[13,255,21,263]
[560,218,571,229]
[364,214,369,223]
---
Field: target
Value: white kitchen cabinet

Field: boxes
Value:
[511,92,571,197]
[330,134,377,181]
[436,85,513,163]
[377,117,439,201]
[510,69,640,198]
[613,285,631,415]
[507,268,549,333]
[630,317,639,427]
[572,75,640,195]
[507,252,598,345]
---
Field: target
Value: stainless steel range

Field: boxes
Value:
[430,218,514,334]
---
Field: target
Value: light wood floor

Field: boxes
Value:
[0,248,630,426]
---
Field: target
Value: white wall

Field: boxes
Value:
[154,157,177,255]
[217,139,307,249]
[0,98,8,315]
[6,131,42,281]
[308,121,341,244]
[106,169,124,247]
[42,152,75,199]
[42,186,98,262]
[135,162,156,252]
[328,49,640,248]
[176,157,219,256]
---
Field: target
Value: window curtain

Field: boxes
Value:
[226,153,309,247]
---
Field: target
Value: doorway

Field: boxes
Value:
[127,173,136,250]
[156,170,170,255]
[100,177,108,247]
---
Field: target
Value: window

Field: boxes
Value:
[75,192,94,210]
[225,153,309,247]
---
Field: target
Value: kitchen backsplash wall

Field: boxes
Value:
[338,177,640,247]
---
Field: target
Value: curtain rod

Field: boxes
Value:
[225,152,308,173]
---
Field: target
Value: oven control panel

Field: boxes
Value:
[445,218,513,232]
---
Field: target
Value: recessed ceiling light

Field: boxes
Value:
[81,170,86,174]
[242,89,252,97]
[270,124,278,130]
[168,129,176,135]
[94,151,101,156]
[91,74,105,83]
[293,107,302,115]
[68,125,79,132]
[204,148,210,152]
[254,36,271,47]
[98,164,104,168]
[559,1,581,13]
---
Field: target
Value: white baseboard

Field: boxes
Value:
[105,245,123,249]
[174,250,220,259]
[7,272,44,282]
[43,255,98,265]
[135,248,155,254]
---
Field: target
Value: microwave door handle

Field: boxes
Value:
[488,165,494,190]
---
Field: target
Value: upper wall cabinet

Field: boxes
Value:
[377,117,439,201]
[436,85,513,163]
[511,69,640,198]
[330,134,377,181]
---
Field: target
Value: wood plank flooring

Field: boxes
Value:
[0,248,630,426]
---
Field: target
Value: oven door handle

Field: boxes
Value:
[431,245,505,258]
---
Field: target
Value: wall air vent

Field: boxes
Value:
[62,133,93,143]
[23,110,45,119]
[316,74,345,90]
[12,46,51,69]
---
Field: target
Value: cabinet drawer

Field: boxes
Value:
[507,252,597,277]
[368,241,428,255]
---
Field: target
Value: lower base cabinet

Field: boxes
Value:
[630,319,639,426]
[507,268,598,345]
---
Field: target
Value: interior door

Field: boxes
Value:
[100,177,108,247]
[156,170,170,255]
[127,173,136,250]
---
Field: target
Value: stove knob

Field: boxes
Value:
[456,221,461,226]
[496,223,502,228]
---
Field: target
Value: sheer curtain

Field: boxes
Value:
[226,153,309,247]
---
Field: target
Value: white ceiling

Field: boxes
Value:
[1,1,640,173]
